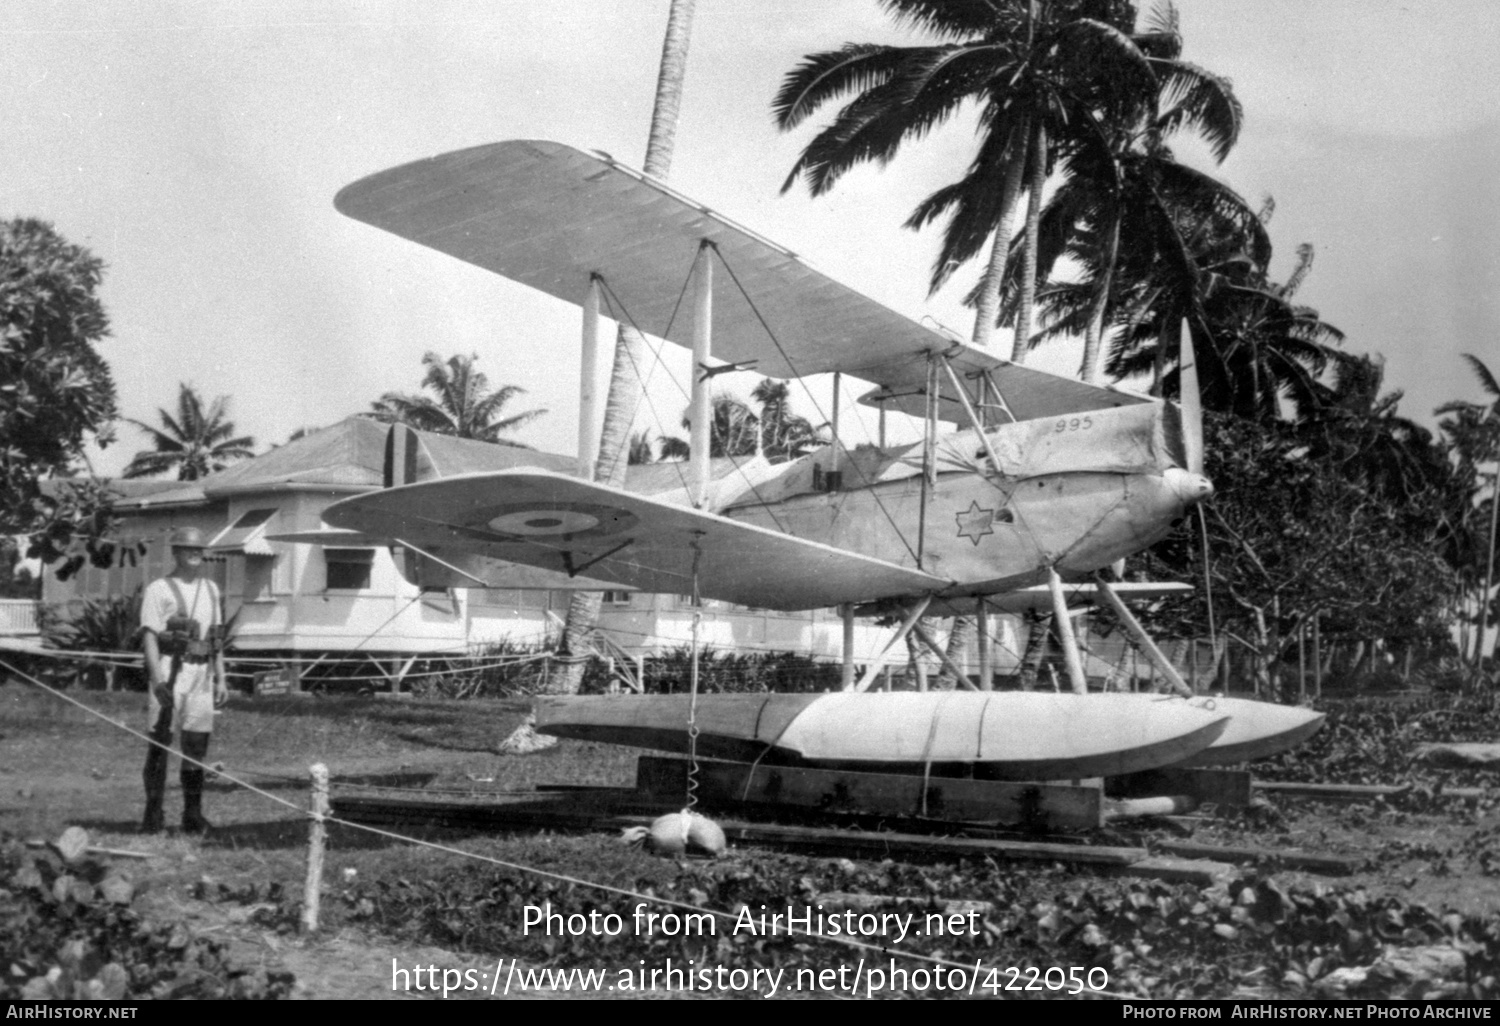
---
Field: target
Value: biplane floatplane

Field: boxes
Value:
[280,140,1322,796]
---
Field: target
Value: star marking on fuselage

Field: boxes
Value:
[955,500,996,546]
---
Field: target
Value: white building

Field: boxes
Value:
[44,417,992,687]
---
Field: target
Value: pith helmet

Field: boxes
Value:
[167,526,208,549]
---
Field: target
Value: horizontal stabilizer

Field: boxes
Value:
[323,469,950,610]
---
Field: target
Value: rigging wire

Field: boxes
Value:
[713,249,924,568]
[594,272,794,537]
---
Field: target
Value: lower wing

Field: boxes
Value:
[321,470,951,611]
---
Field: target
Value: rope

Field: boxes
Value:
[685,540,704,814]
[0,653,1133,997]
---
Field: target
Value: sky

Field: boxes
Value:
[4,0,1497,477]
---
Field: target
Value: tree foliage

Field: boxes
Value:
[777,0,1239,355]
[1137,411,1462,691]
[122,383,255,481]
[0,219,120,568]
[368,351,545,445]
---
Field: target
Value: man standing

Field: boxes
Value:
[141,526,228,834]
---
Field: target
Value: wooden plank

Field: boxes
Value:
[332,790,1264,882]
[1119,856,1236,886]
[1152,840,1361,876]
[1254,780,1485,801]
[1415,743,1500,769]
[713,820,1147,867]
[636,755,1102,831]
[1109,767,1252,808]
[330,793,1149,868]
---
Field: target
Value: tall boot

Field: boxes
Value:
[180,731,213,834]
[141,708,173,834]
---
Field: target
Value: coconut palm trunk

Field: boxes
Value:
[970,123,1029,351]
[547,0,697,697]
[1012,120,1047,363]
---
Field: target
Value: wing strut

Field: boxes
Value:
[940,352,1007,480]
[1047,567,1090,695]
[850,595,933,693]
[1092,571,1192,697]
[911,620,978,690]
[578,276,602,479]
[690,243,713,508]
[393,537,490,587]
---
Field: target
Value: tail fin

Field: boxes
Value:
[383,424,422,488]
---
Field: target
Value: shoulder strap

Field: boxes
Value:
[166,577,189,617]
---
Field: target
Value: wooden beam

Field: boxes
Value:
[637,756,1100,831]
[1107,767,1252,809]
[1153,839,1361,876]
[1255,780,1485,801]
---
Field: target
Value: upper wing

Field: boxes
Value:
[320,469,950,611]
[335,139,1138,419]
[859,365,1150,425]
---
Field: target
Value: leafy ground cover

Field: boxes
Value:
[6,679,1500,999]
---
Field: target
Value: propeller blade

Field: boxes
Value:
[1179,317,1204,475]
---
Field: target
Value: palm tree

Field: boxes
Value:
[550,0,697,695]
[776,1,1232,358]
[1438,354,1500,664]
[368,351,545,444]
[122,384,255,481]
[752,379,828,462]
[1090,183,1342,420]
[627,430,656,465]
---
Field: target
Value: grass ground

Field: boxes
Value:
[8,677,1500,999]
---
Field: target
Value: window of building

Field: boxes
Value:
[601,591,632,605]
[244,555,276,601]
[325,548,375,591]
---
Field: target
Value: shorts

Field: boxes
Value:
[146,659,216,734]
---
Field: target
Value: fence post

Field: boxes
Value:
[302,763,329,934]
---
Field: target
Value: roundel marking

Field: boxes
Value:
[476,502,639,541]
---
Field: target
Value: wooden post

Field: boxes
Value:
[1298,619,1307,702]
[1047,568,1088,694]
[302,763,329,935]
[1313,611,1322,700]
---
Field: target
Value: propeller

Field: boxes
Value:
[1179,316,1204,476]
[1179,317,1217,657]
